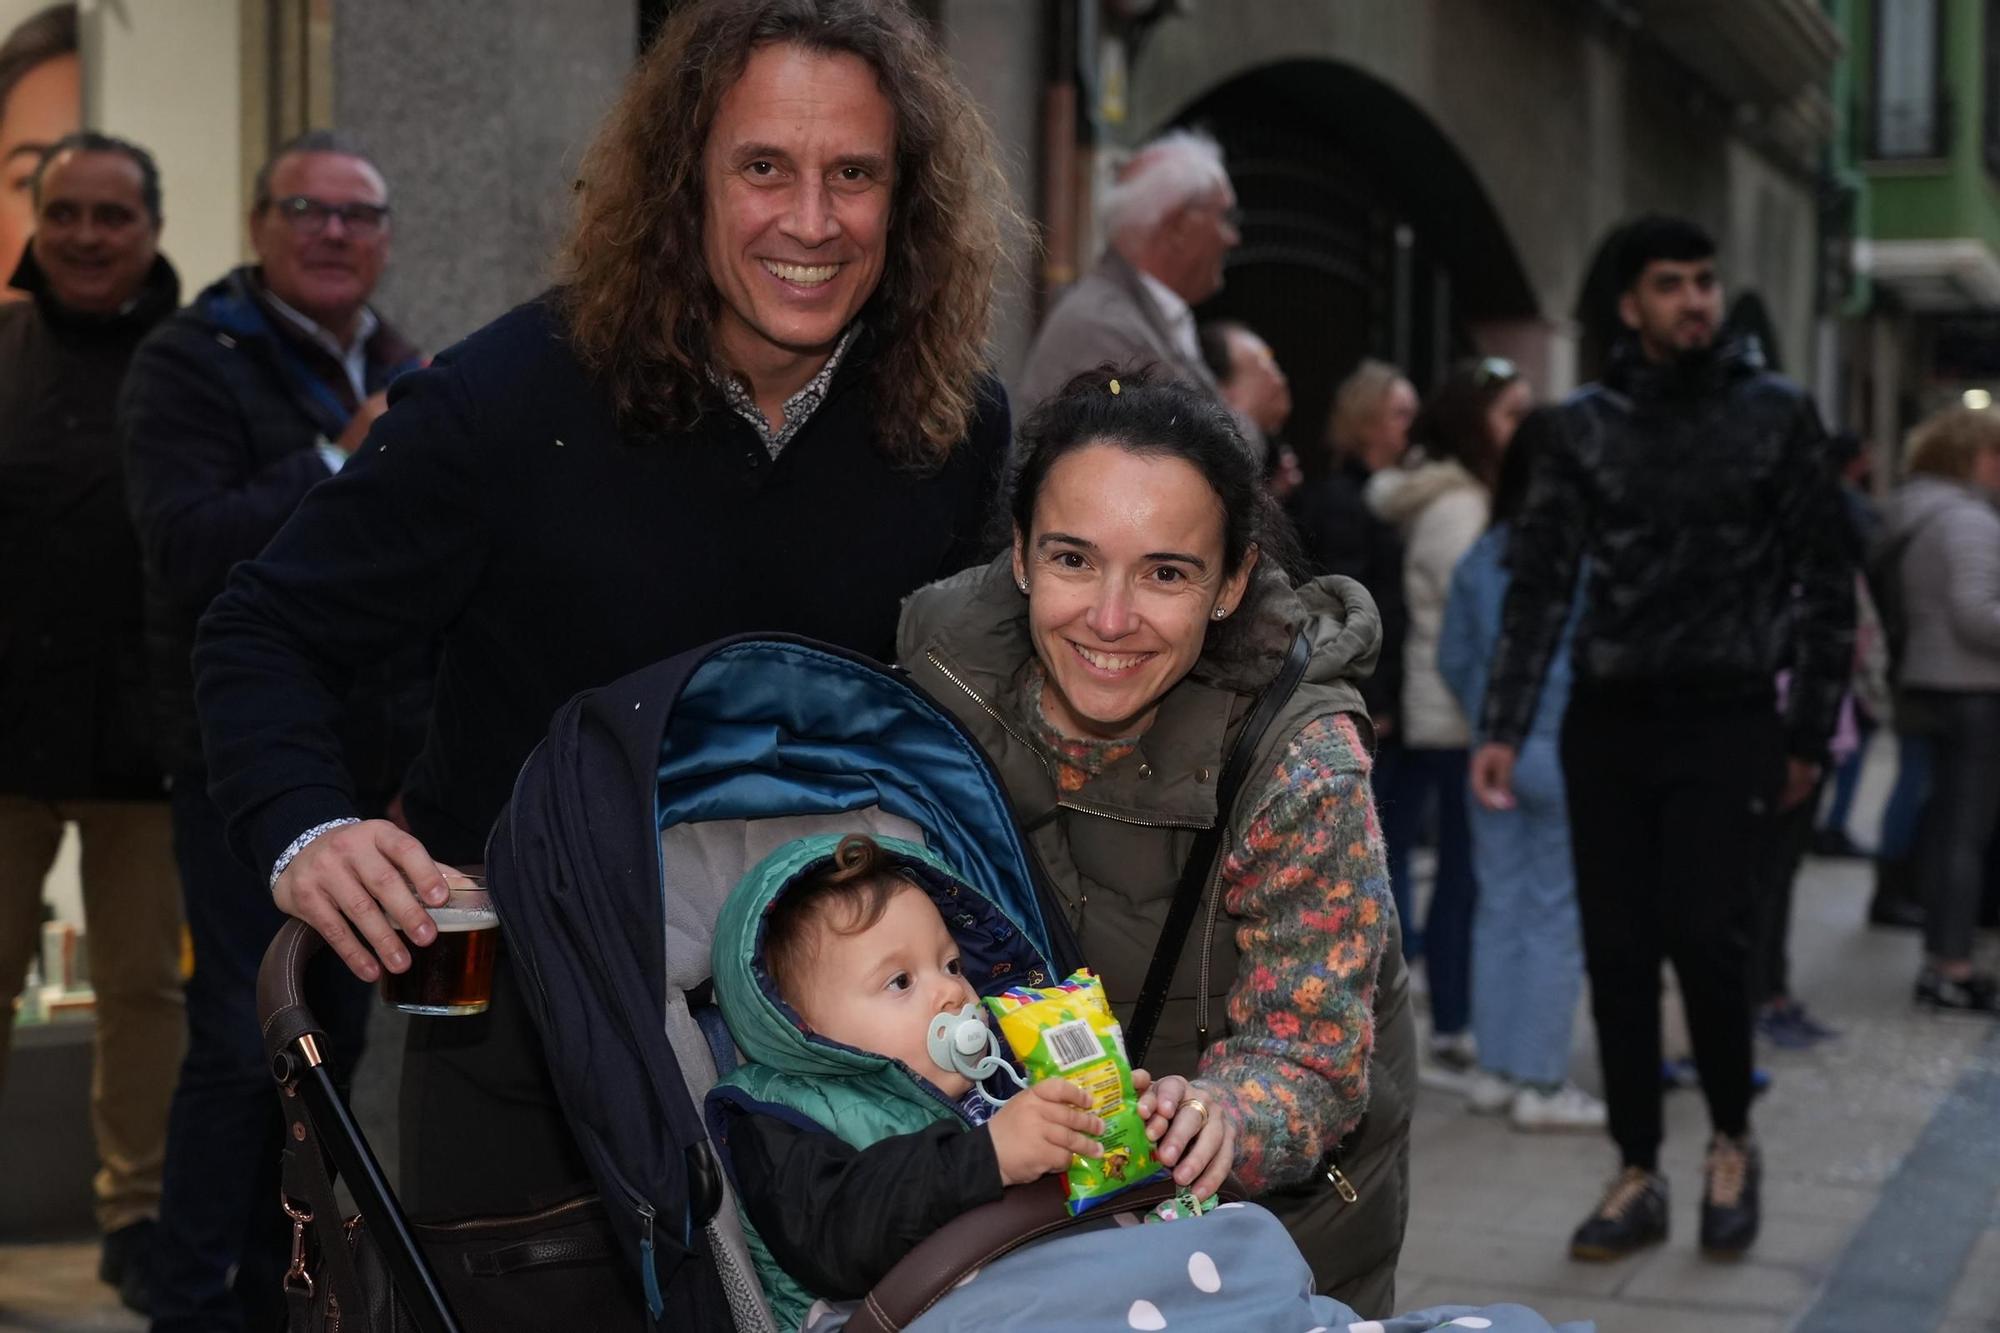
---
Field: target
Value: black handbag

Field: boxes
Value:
[262,922,649,1333]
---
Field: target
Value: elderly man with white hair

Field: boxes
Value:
[1017,127,1240,410]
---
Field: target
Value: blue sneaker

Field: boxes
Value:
[1662,1058,1772,1096]
[1757,1000,1841,1050]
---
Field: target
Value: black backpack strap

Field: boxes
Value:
[1124,629,1314,1067]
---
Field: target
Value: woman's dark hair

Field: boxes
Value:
[0,5,73,118]
[1488,410,1542,532]
[1004,366,1292,582]
[1409,357,1518,488]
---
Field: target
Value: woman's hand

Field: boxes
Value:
[1136,1072,1235,1198]
[988,1077,1103,1186]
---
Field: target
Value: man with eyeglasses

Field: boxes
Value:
[119,128,432,1333]
[1017,128,1241,411]
[0,130,183,1318]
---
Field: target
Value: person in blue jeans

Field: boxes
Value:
[1437,428,1606,1131]
[1369,358,1529,1081]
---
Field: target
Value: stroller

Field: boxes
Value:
[259,634,1590,1332]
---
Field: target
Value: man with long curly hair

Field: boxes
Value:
[189,0,1014,1299]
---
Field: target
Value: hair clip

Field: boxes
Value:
[1109,378,1121,395]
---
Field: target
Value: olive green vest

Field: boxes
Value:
[898,554,1415,1309]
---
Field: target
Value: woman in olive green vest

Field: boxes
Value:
[898,369,1416,1315]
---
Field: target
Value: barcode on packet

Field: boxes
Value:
[1043,1019,1102,1070]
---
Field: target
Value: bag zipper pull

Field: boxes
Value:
[637,1201,664,1319]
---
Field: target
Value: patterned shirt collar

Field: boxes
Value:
[1016,660,1143,794]
[712,324,859,459]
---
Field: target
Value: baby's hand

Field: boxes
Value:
[988,1077,1104,1186]
[1138,1073,1235,1199]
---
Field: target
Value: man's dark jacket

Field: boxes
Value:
[1483,339,1855,760]
[0,248,178,798]
[119,265,430,792]
[1288,457,1408,726]
[188,295,1009,1227]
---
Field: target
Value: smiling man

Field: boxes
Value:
[181,3,1014,1322]
[0,131,182,1318]
[118,129,431,1332]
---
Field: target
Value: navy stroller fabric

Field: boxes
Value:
[485,635,1077,1328]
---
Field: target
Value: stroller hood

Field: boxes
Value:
[711,832,1050,1090]
[486,635,1076,1328]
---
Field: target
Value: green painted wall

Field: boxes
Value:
[1853,0,2000,253]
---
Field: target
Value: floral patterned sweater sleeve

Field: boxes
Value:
[1191,712,1391,1193]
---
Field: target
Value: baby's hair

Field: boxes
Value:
[763,835,914,1007]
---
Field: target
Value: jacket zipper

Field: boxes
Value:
[636,1200,663,1320]
[415,1192,599,1232]
[921,650,1211,827]
[1193,827,1231,1051]
[926,646,1228,1044]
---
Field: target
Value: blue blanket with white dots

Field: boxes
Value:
[799,1200,1595,1333]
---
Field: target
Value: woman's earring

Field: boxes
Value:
[1017,579,1030,595]
[1213,606,1229,620]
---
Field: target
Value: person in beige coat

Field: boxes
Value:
[1366,358,1531,1083]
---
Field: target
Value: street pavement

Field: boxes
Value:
[4,768,1997,1331]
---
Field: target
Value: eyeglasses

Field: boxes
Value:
[1473,356,1519,387]
[266,195,391,238]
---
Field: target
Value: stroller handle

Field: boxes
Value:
[258,918,466,1333]
[258,916,332,1069]
[849,1174,1247,1333]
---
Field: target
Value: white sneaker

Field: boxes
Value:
[1465,1070,1515,1115]
[1510,1083,1608,1133]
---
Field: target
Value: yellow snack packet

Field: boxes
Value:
[987,968,1163,1214]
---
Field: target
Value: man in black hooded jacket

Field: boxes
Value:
[1469,217,1853,1265]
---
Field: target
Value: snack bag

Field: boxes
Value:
[987,968,1164,1214]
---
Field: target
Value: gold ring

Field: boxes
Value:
[1183,1097,1209,1128]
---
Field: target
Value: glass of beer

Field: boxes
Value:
[379,872,500,1017]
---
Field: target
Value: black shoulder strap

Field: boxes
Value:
[1124,629,1314,1067]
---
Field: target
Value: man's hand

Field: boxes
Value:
[1778,758,1821,814]
[988,1077,1103,1187]
[1470,741,1519,811]
[1136,1072,1235,1198]
[332,390,392,455]
[273,819,450,982]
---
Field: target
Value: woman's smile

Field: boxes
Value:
[1016,443,1255,742]
[1068,641,1158,676]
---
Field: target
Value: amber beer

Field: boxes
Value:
[380,883,500,1016]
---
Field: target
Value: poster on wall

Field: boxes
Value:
[0,1,78,301]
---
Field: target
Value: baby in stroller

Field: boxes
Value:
[706,832,1231,1329]
[705,831,1594,1333]
[480,636,1590,1332]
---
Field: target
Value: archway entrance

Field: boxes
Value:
[1170,60,1537,461]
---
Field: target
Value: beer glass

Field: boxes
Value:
[379,873,500,1016]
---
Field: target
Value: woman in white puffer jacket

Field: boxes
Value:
[1367,357,1533,1080]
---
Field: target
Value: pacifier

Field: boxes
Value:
[926,1002,1026,1107]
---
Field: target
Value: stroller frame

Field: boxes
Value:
[254,634,1234,1332]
